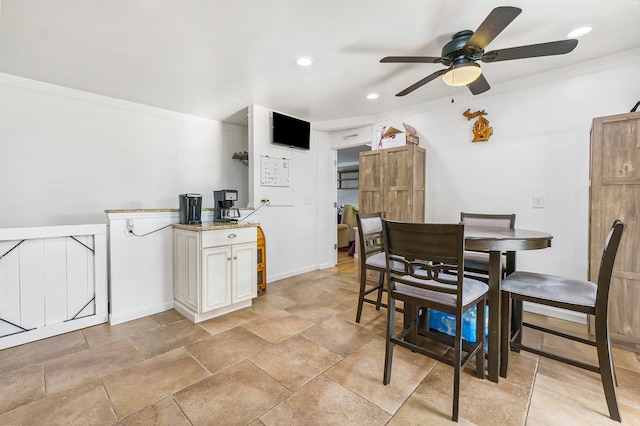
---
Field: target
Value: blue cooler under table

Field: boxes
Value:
[427,305,489,344]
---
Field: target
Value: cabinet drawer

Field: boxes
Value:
[201,227,256,247]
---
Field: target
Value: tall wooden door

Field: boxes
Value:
[590,111,640,351]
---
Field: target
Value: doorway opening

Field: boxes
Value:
[336,145,369,259]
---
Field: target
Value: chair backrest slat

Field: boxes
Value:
[460,212,515,229]
[595,220,625,310]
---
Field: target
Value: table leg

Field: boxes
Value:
[487,250,502,382]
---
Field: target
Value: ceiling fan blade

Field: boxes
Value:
[468,73,490,95]
[481,39,578,62]
[464,6,522,52]
[381,56,442,63]
[396,69,448,96]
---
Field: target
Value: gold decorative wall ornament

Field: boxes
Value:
[463,109,493,142]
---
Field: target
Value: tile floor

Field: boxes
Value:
[1,253,639,425]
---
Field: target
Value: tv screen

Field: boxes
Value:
[272,112,310,150]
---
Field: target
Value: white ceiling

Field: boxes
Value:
[0,1,638,125]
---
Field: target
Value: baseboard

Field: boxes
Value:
[523,301,587,324]
[109,302,174,325]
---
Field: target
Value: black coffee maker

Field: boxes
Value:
[179,193,202,224]
[213,189,240,222]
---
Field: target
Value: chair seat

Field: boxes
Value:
[396,274,488,307]
[502,271,596,308]
[463,251,505,273]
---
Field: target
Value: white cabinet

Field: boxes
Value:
[173,225,257,323]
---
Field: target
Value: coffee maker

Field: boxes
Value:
[179,193,203,224]
[214,189,240,222]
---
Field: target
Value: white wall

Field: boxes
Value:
[0,73,249,228]
[246,105,334,280]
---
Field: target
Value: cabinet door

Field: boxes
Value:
[359,150,384,215]
[201,246,232,312]
[232,243,257,303]
[590,112,640,347]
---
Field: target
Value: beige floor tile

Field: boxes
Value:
[498,349,538,391]
[82,317,159,348]
[0,380,116,425]
[309,287,360,310]
[102,347,210,419]
[325,344,429,414]
[128,318,210,358]
[250,335,342,391]
[44,337,144,394]
[528,374,640,425]
[415,362,530,426]
[301,315,377,356]
[115,396,190,426]
[0,364,44,414]
[612,346,640,373]
[284,301,343,323]
[388,393,475,425]
[197,308,262,335]
[150,309,188,326]
[174,360,289,425]
[186,326,271,374]
[243,311,315,343]
[0,330,87,376]
[249,293,297,315]
[259,375,390,425]
[278,282,328,304]
[366,334,440,371]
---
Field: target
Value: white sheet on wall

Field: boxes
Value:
[260,155,290,187]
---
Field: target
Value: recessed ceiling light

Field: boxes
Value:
[567,26,592,38]
[366,93,379,100]
[295,56,313,67]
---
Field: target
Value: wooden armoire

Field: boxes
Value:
[590,111,640,352]
[358,144,426,221]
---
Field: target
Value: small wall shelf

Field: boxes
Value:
[232,151,249,166]
[337,168,359,189]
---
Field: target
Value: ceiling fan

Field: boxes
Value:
[381,6,578,96]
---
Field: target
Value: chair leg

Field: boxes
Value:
[511,300,523,353]
[476,299,485,379]
[595,322,621,422]
[500,291,511,378]
[452,326,462,422]
[355,269,368,323]
[375,271,384,310]
[383,297,396,385]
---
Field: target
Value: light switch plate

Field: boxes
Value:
[533,195,544,209]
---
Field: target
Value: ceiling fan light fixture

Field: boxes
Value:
[442,62,482,87]
[567,26,592,38]
[295,56,313,67]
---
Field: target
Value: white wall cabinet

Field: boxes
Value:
[173,225,257,323]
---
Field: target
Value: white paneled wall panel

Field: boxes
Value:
[19,239,45,329]
[0,225,108,349]
[44,237,69,325]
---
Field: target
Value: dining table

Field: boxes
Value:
[464,225,553,383]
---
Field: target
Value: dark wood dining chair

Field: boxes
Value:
[500,220,624,422]
[382,220,488,422]
[355,213,387,323]
[460,212,516,279]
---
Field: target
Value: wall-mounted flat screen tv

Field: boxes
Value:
[272,111,310,150]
